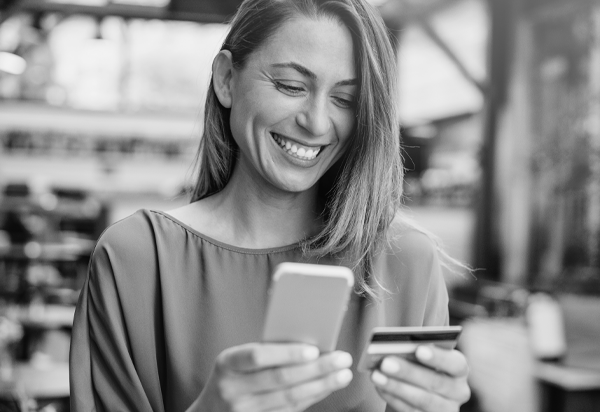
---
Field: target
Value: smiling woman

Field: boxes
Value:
[69,1,471,411]
[189,0,404,291]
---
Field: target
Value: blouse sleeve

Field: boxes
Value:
[380,227,450,412]
[69,216,165,412]
[377,227,450,327]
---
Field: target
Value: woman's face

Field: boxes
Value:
[215,16,357,193]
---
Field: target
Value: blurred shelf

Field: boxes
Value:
[0,361,69,400]
[0,102,196,140]
[4,304,75,330]
[0,241,94,262]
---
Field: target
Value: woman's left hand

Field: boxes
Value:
[371,346,471,412]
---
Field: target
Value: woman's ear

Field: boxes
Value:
[212,50,234,108]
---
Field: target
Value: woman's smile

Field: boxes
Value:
[270,132,325,163]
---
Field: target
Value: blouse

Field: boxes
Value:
[70,209,449,411]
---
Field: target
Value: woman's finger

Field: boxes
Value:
[218,343,320,373]
[225,351,352,395]
[231,368,353,411]
[266,384,342,412]
[376,388,418,412]
[378,355,468,400]
[371,370,459,412]
[414,346,470,378]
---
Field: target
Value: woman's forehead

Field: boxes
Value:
[248,16,357,82]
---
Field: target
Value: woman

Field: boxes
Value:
[70,0,471,411]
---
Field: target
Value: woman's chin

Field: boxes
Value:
[267,174,319,194]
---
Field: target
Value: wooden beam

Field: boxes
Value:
[472,0,519,279]
[2,0,469,28]
[418,17,487,95]
[388,0,486,96]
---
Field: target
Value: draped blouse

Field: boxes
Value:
[69,209,449,411]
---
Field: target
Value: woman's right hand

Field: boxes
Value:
[191,342,353,412]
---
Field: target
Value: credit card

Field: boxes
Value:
[358,326,462,372]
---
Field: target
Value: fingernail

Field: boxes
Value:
[416,346,433,361]
[336,369,353,385]
[302,346,320,361]
[381,357,400,374]
[371,370,388,386]
[333,352,353,368]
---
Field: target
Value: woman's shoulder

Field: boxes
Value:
[382,213,438,262]
[91,209,184,274]
[374,212,443,290]
[163,199,229,242]
[95,209,158,252]
[87,209,178,296]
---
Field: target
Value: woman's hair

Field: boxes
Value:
[189,0,403,298]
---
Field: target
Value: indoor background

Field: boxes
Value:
[0,0,599,411]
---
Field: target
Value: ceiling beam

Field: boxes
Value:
[387,0,487,96]
[2,0,474,28]
[418,17,487,95]
[1,0,231,25]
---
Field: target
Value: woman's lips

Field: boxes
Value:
[271,133,323,160]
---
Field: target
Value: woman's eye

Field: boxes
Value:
[333,96,356,110]
[274,81,305,96]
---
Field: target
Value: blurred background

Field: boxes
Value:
[0,0,599,411]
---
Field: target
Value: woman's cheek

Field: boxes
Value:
[334,124,354,154]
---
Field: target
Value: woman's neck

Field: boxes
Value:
[186,164,324,249]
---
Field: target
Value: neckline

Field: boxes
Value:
[149,209,305,255]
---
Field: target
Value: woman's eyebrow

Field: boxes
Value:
[335,79,357,87]
[271,62,357,86]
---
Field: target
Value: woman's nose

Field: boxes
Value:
[296,96,331,137]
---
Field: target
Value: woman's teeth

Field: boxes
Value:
[272,134,321,160]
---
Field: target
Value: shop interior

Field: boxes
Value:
[1,0,600,411]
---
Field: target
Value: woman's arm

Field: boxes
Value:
[373,227,471,412]
[70,229,163,412]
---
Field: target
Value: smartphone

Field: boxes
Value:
[262,262,354,352]
[358,326,463,371]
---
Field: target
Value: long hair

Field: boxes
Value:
[189,0,403,298]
